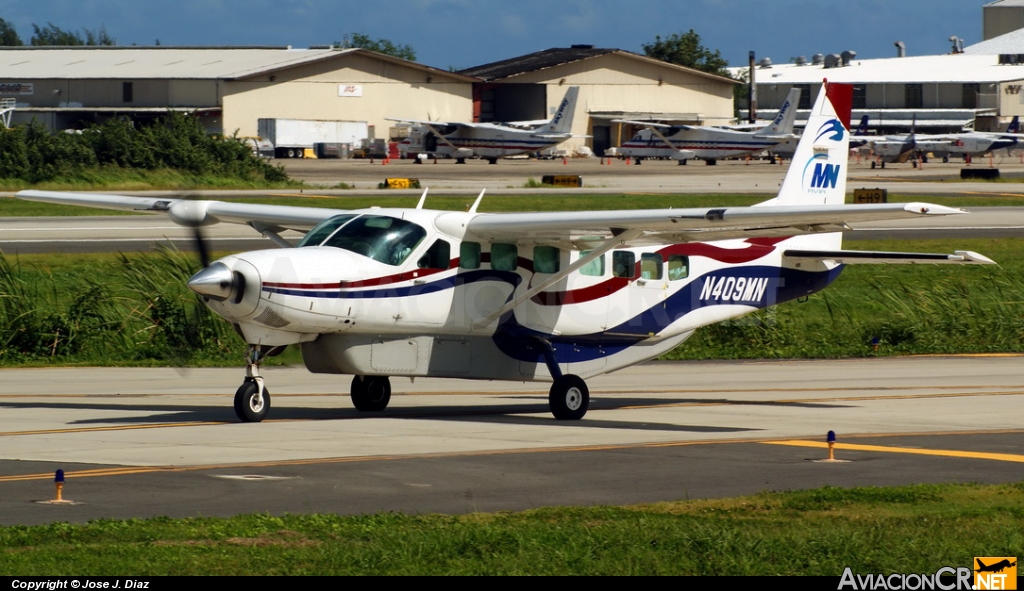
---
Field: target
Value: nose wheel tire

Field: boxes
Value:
[234,380,270,422]
[549,374,589,420]
[351,375,392,411]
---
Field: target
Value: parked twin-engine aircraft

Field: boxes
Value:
[390,87,580,164]
[862,115,1018,167]
[17,81,993,423]
[614,88,800,164]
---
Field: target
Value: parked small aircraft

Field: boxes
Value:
[863,115,1018,167]
[614,88,800,164]
[390,87,580,164]
[16,81,993,423]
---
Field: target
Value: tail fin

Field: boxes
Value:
[855,115,869,136]
[760,81,852,207]
[538,87,579,135]
[1008,116,1020,134]
[759,87,800,135]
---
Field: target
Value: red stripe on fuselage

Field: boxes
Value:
[529,239,779,306]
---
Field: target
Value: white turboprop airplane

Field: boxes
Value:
[16,82,993,423]
[864,116,1018,167]
[614,87,800,165]
[390,87,580,164]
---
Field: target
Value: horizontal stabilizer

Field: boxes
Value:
[783,249,995,265]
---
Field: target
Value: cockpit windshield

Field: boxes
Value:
[298,214,427,267]
[297,215,357,248]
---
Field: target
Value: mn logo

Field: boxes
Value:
[975,557,1017,590]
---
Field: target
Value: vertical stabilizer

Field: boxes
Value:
[760,81,852,208]
[854,115,870,136]
[758,87,800,135]
[537,87,579,135]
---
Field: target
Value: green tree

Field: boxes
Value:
[31,22,84,45]
[337,33,415,61]
[30,22,115,46]
[642,30,730,77]
[0,18,23,46]
[84,26,115,46]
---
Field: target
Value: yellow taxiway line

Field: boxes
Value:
[765,440,1024,463]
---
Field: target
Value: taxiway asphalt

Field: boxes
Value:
[1,357,1022,525]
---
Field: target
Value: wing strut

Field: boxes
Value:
[472,228,643,330]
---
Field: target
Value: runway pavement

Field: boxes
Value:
[1,357,1023,525]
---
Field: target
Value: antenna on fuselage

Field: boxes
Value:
[415,187,429,209]
[468,188,486,214]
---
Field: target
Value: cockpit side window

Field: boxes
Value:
[418,240,452,270]
[320,215,427,266]
[297,214,357,248]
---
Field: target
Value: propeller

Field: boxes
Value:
[167,200,239,301]
[193,225,212,269]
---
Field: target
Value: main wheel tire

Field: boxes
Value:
[549,374,589,420]
[351,375,391,411]
[234,380,270,422]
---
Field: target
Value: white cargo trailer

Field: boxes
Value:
[257,119,369,158]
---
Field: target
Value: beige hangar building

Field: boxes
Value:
[0,44,736,158]
[0,46,476,147]
[459,46,738,156]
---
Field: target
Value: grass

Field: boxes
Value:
[0,166,300,193]
[1,482,1021,575]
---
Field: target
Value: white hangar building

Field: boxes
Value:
[736,0,1024,134]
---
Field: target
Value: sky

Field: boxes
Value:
[0,0,993,71]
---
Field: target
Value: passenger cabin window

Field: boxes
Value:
[668,255,689,281]
[533,245,560,274]
[640,253,663,280]
[491,243,518,271]
[579,251,604,277]
[418,240,451,270]
[460,242,481,269]
[317,215,426,266]
[613,251,635,278]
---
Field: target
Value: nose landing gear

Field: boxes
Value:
[235,345,270,422]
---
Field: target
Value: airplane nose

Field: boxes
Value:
[188,262,236,301]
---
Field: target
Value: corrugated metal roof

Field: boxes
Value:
[965,27,1024,54]
[460,46,736,84]
[0,46,478,81]
[730,53,1024,84]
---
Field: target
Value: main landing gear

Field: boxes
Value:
[235,345,270,422]
[531,336,591,420]
[548,374,590,420]
[351,375,392,411]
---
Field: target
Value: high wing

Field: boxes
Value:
[386,117,487,130]
[16,189,342,232]
[614,119,695,131]
[463,202,971,248]
[18,191,974,252]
